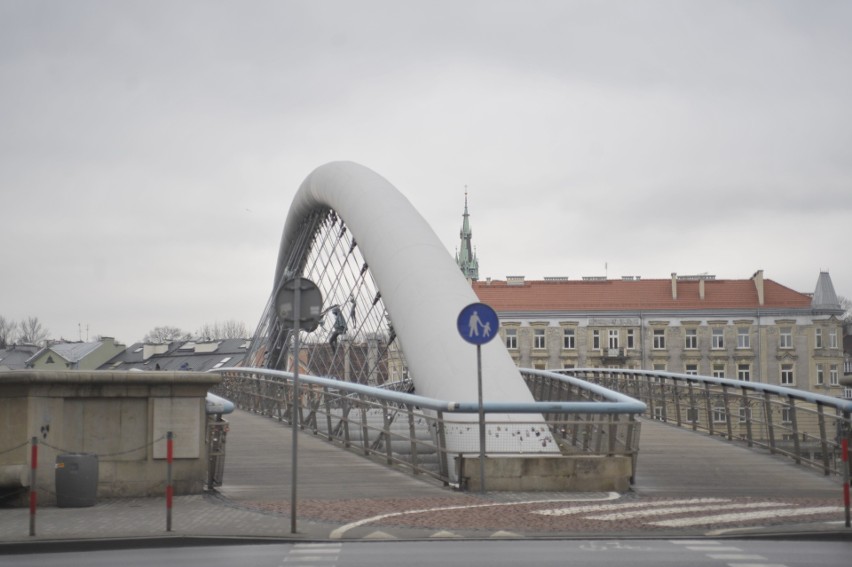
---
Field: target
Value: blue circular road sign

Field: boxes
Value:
[457,302,499,345]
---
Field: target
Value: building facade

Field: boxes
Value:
[473,271,849,400]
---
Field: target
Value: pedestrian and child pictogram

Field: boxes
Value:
[457,302,499,345]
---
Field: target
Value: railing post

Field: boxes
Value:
[764,391,777,455]
[788,397,802,464]
[704,382,715,436]
[816,402,829,475]
[436,410,450,485]
[382,400,393,465]
[323,386,333,439]
[688,381,698,431]
[741,387,754,447]
[659,377,668,422]
[407,404,419,474]
[672,380,683,427]
[359,395,370,456]
[722,384,733,440]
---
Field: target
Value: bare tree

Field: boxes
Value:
[143,325,191,344]
[18,316,49,346]
[0,316,17,348]
[196,319,249,340]
[839,295,852,324]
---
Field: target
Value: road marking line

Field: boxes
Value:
[726,564,788,567]
[707,554,767,560]
[328,493,619,539]
[686,546,743,551]
[534,498,731,516]
[587,502,785,520]
[651,506,844,527]
[669,540,721,544]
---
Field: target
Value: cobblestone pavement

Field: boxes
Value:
[1,408,849,548]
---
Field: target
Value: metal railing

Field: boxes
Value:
[560,368,852,476]
[210,367,646,486]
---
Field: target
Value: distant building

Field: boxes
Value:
[455,192,479,281]
[100,338,250,372]
[25,337,125,370]
[474,271,849,400]
[0,344,40,370]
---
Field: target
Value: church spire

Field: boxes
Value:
[455,187,479,281]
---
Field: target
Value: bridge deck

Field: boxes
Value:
[219,410,842,502]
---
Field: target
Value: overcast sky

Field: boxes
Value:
[2,1,850,345]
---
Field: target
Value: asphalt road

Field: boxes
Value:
[3,539,851,567]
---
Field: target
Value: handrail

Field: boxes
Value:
[210,367,647,415]
[564,367,852,413]
[209,366,646,486]
[559,367,852,477]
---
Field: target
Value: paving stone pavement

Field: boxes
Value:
[1,410,850,547]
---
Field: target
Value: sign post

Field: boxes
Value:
[457,302,499,493]
[275,276,323,534]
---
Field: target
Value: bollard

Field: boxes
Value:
[29,437,37,537]
[166,431,173,532]
[843,438,850,529]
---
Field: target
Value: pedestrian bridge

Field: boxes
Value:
[212,161,852,492]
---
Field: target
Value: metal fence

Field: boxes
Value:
[560,368,852,476]
[210,367,646,486]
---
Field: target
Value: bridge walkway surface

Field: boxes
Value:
[1,409,849,549]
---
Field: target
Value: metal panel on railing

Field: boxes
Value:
[210,367,646,486]
[560,368,852,477]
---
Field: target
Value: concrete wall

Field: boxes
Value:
[0,370,220,505]
[456,455,633,492]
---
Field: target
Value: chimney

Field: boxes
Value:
[671,273,678,300]
[699,278,705,300]
[752,269,765,306]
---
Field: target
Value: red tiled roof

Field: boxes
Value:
[472,278,812,312]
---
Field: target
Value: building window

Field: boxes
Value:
[653,407,664,421]
[608,329,619,349]
[830,364,839,386]
[737,327,750,349]
[711,328,724,350]
[505,328,517,350]
[712,364,725,378]
[712,406,726,424]
[46,356,54,364]
[737,363,750,382]
[686,407,699,422]
[815,328,823,349]
[739,406,752,423]
[653,329,665,350]
[781,407,793,424]
[779,327,793,349]
[829,329,838,349]
[780,363,794,385]
[843,387,852,400]
[685,364,698,375]
[816,365,824,385]
[533,328,546,350]
[592,330,600,350]
[684,328,697,350]
[626,329,635,349]
[563,328,575,349]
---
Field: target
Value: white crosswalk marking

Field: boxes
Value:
[283,543,342,565]
[650,506,844,527]
[586,502,784,520]
[534,498,731,516]
[706,554,767,560]
[536,499,842,530]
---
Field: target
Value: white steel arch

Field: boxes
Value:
[278,161,537,407]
